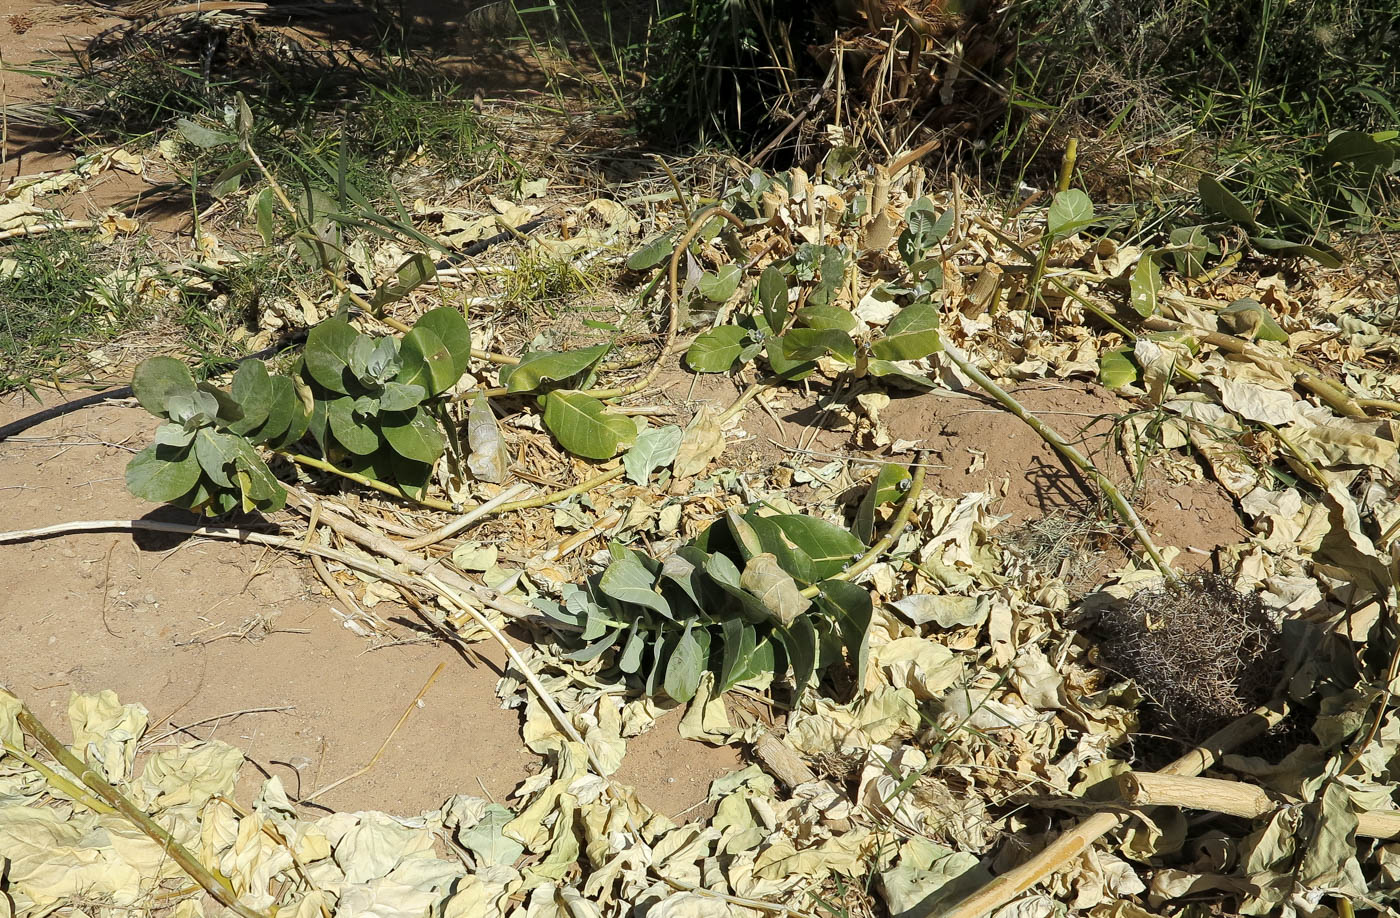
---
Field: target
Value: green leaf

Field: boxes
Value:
[618,622,646,674]
[1220,298,1290,343]
[1098,347,1138,389]
[626,231,676,270]
[898,200,954,264]
[599,552,672,619]
[328,396,381,455]
[698,264,741,302]
[718,618,748,692]
[254,188,276,246]
[686,326,748,372]
[1198,176,1258,232]
[194,428,250,487]
[779,617,819,699]
[413,306,472,380]
[757,265,789,332]
[1322,131,1396,172]
[382,406,445,464]
[1169,225,1211,277]
[624,424,683,485]
[1248,236,1343,269]
[815,580,873,694]
[175,117,236,149]
[1046,189,1096,239]
[542,390,636,460]
[378,380,426,412]
[763,340,816,380]
[703,552,773,624]
[782,328,856,363]
[132,356,197,418]
[867,360,935,389]
[225,361,273,436]
[126,443,201,503]
[399,325,457,395]
[370,253,437,311]
[197,382,245,428]
[742,512,815,584]
[766,515,865,580]
[871,303,942,361]
[304,319,358,394]
[663,622,708,703]
[853,463,911,545]
[794,305,857,332]
[1128,251,1162,317]
[499,344,610,394]
[254,376,300,447]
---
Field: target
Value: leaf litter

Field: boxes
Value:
[3,127,1400,918]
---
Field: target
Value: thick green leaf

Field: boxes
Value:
[378,380,426,412]
[1099,347,1138,389]
[1323,131,1396,172]
[867,360,935,389]
[197,382,245,428]
[176,117,236,149]
[718,618,748,692]
[782,328,856,363]
[381,406,445,464]
[702,552,772,624]
[399,325,457,395]
[626,231,676,270]
[871,303,942,361]
[1248,236,1344,269]
[304,319,359,394]
[816,579,873,691]
[757,265,789,332]
[1046,189,1096,239]
[225,361,273,436]
[763,340,816,380]
[254,376,299,446]
[1220,298,1290,343]
[1169,225,1211,277]
[599,552,672,619]
[413,306,472,380]
[779,617,819,699]
[328,396,381,455]
[663,622,709,703]
[132,356,197,418]
[370,252,436,310]
[1198,176,1258,231]
[499,344,610,394]
[624,424,683,485]
[853,463,911,545]
[767,515,865,580]
[1128,251,1162,317]
[542,390,636,460]
[698,264,741,302]
[126,443,201,502]
[254,188,276,245]
[686,326,748,373]
[194,428,249,487]
[795,305,857,332]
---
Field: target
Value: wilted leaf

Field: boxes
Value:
[673,406,724,478]
[457,804,524,867]
[467,393,509,483]
[739,553,810,626]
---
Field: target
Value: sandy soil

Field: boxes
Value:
[0,389,742,817]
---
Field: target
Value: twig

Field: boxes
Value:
[4,690,273,918]
[399,482,531,550]
[938,342,1176,581]
[141,706,297,747]
[935,701,1287,918]
[300,663,445,803]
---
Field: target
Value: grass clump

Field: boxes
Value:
[0,232,133,389]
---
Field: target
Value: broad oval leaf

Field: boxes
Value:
[698,264,742,302]
[399,325,458,395]
[1197,176,1258,231]
[623,424,683,485]
[255,376,302,447]
[1322,131,1396,172]
[304,318,359,394]
[686,325,748,373]
[132,356,197,418]
[499,344,610,394]
[599,552,672,619]
[871,303,942,361]
[126,443,201,503]
[795,305,858,332]
[328,396,381,455]
[626,231,677,270]
[663,622,709,703]
[413,306,472,380]
[766,515,865,581]
[1128,251,1162,317]
[370,252,436,310]
[1169,225,1211,277]
[1047,189,1095,239]
[194,428,249,487]
[225,360,273,436]
[382,406,445,464]
[778,616,819,700]
[1099,347,1138,390]
[757,265,789,332]
[782,328,856,363]
[378,380,426,412]
[541,390,636,460]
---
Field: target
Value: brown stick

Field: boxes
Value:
[932,701,1287,918]
[1116,771,1400,840]
[4,691,272,918]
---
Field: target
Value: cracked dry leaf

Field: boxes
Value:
[879,836,988,918]
[873,637,962,699]
[673,406,725,478]
[68,691,148,784]
[739,553,810,626]
[468,392,511,483]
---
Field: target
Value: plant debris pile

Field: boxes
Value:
[1096,572,1284,741]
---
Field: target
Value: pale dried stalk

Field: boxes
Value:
[399,482,531,550]
[932,701,1286,918]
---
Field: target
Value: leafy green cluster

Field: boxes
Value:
[497,345,637,461]
[125,306,472,513]
[536,506,888,703]
[684,197,953,383]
